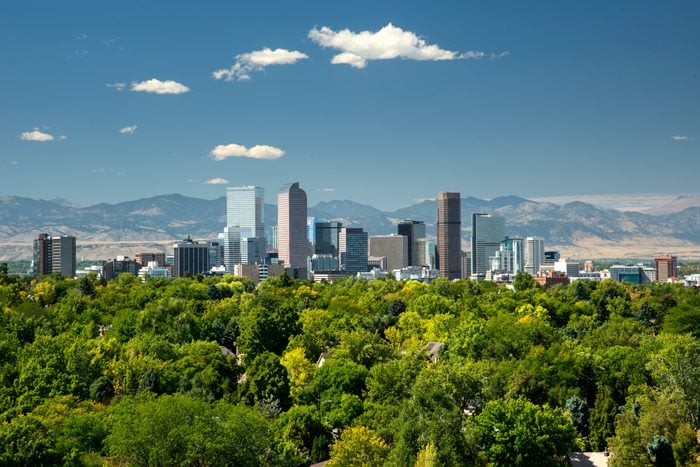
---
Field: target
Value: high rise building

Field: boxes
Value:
[173,236,210,278]
[103,256,140,281]
[490,237,525,274]
[471,213,505,277]
[226,186,265,238]
[524,237,545,275]
[135,252,166,268]
[339,227,368,275]
[369,235,408,272]
[315,222,342,256]
[32,233,76,277]
[437,192,462,280]
[654,255,678,282]
[223,226,241,273]
[398,220,426,266]
[226,186,266,264]
[278,182,308,268]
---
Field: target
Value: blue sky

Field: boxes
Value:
[1,0,698,210]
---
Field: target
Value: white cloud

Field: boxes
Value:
[671,135,690,141]
[19,129,55,142]
[213,48,309,81]
[210,143,285,160]
[205,177,229,185]
[308,23,483,68]
[131,79,190,94]
[119,125,138,134]
[10,161,19,166]
[106,82,126,91]
[318,187,336,192]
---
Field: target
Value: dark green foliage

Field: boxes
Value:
[646,435,675,466]
[0,270,697,464]
[89,376,114,402]
[470,397,577,466]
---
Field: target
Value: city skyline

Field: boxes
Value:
[1,1,698,211]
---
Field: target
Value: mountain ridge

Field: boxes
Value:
[1,193,699,260]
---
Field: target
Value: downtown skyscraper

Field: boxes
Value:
[278,182,308,269]
[225,186,266,267]
[437,192,461,280]
[471,213,505,277]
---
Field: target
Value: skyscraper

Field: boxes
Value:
[314,222,342,256]
[32,233,76,277]
[339,227,368,275]
[226,186,265,238]
[278,182,308,269]
[471,213,505,277]
[369,235,408,272]
[524,237,545,275]
[437,192,461,280]
[226,186,266,264]
[398,220,426,266]
[223,226,241,273]
[173,236,210,278]
[654,255,678,282]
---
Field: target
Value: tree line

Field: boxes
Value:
[0,269,699,466]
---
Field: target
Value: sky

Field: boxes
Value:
[1,0,698,211]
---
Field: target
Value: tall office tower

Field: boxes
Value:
[226,186,265,238]
[471,213,505,277]
[33,234,76,277]
[278,182,308,268]
[437,192,462,280]
[223,226,241,273]
[654,255,678,282]
[315,222,342,256]
[226,186,266,264]
[241,237,266,264]
[461,251,471,279]
[307,217,317,246]
[135,252,166,267]
[51,235,76,277]
[423,240,436,269]
[397,220,426,266]
[173,237,210,278]
[339,227,368,275]
[494,237,525,274]
[524,237,545,275]
[208,240,224,268]
[369,235,408,272]
[33,233,52,276]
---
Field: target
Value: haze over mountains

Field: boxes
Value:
[1,194,699,261]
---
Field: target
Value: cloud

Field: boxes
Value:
[318,188,336,192]
[213,48,309,81]
[10,161,19,166]
[58,135,67,141]
[205,177,229,185]
[106,82,126,91]
[19,129,55,142]
[308,23,483,68]
[75,33,87,40]
[671,135,690,141]
[210,143,285,160]
[119,125,138,134]
[131,79,190,94]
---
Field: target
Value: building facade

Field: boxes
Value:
[397,220,427,266]
[369,235,408,272]
[654,255,678,282]
[471,213,504,277]
[339,227,368,275]
[33,233,76,277]
[524,237,545,275]
[437,192,461,280]
[278,182,308,268]
[173,237,210,277]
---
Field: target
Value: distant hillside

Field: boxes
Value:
[1,194,699,260]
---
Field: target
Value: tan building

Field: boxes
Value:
[278,182,308,269]
[369,235,408,272]
[654,255,678,282]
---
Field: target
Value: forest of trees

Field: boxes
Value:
[0,269,699,466]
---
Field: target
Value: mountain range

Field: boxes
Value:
[1,194,699,261]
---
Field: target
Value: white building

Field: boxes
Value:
[524,237,545,275]
[138,261,171,280]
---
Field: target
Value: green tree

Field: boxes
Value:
[471,398,576,467]
[328,426,389,467]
